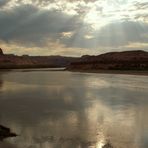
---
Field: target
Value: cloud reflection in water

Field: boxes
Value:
[0,71,148,148]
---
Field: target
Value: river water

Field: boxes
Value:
[0,69,148,148]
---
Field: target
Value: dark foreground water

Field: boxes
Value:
[0,69,148,148]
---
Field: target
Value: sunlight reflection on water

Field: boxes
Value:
[0,71,148,148]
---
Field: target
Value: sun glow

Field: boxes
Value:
[82,0,134,30]
[83,2,118,29]
[84,9,109,29]
[96,140,106,148]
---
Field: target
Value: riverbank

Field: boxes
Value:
[0,68,66,73]
[67,69,148,76]
[1,68,148,76]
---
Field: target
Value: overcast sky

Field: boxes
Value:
[0,0,148,56]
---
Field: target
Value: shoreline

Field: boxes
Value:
[1,68,148,76]
[67,69,148,76]
[0,67,66,72]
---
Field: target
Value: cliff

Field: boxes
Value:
[0,48,79,69]
[67,50,148,71]
[1,48,148,70]
[0,48,3,55]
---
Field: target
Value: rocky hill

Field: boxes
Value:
[0,48,79,69]
[1,48,148,70]
[67,50,148,71]
[0,48,4,55]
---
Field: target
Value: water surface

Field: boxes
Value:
[0,70,148,148]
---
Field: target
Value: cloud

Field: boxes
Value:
[60,21,148,50]
[0,0,148,56]
[0,0,9,7]
[95,21,148,46]
[0,38,94,57]
[134,1,148,10]
[0,4,83,47]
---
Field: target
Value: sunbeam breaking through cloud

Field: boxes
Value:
[0,0,148,56]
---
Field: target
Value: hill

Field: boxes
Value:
[1,48,148,71]
[0,48,78,69]
[67,50,148,71]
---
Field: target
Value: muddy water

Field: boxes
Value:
[0,70,148,148]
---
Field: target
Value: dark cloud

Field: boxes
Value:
[134,2,148,10]
[0,4,82,46]
[0,0,9,7]
[0,3,148,50]
[16,0,99,8]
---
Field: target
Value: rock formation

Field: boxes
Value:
[0,125,17,141]
[67,50,148,71]
[0,48,4,55]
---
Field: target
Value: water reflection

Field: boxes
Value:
[0,71,148,148]
[0,72,4,89]
[0,142,18,148]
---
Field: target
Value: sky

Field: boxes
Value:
[0,0,148,56]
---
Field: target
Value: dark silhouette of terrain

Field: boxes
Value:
[0,48,4,55]
[1,48,148,72]
[0,48,79,69]
[67,50,148,71]
[0,125,17,141]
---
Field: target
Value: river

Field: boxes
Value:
[0,69,148,148]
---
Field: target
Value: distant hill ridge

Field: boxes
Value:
[0,47,78,69]
[1,47,148,70]
[67,50,148,71]
[81,50,148,60]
